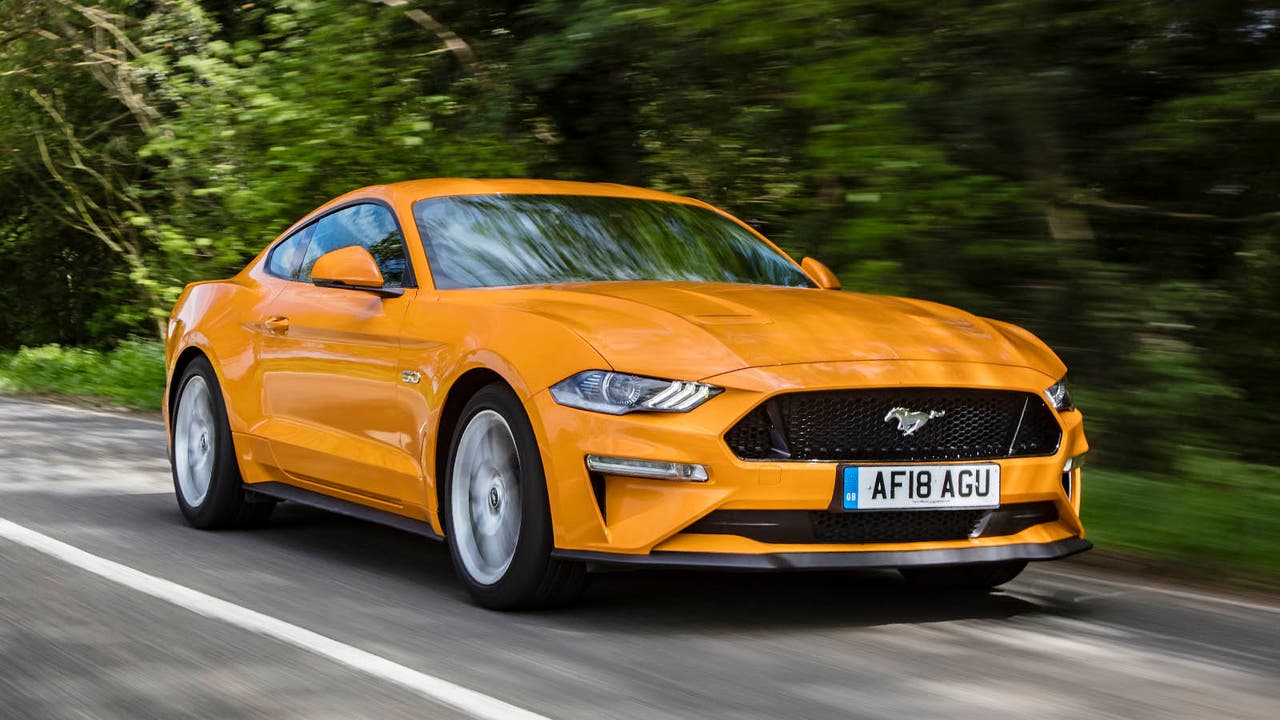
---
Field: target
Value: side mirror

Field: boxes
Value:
[801,257,841,290]
[311,246,402,297]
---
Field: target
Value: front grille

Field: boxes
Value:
[685,502,1058,545]
[725,388,1061,462]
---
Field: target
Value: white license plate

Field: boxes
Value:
[838,464,1000,510]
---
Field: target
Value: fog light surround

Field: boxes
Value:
[1061,453,1085,499]
[1063,454,1086,473]
[585,455,709,482]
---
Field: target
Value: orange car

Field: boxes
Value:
[164,179,1089,609]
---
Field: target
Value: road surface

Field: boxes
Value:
[0,397,1276,719]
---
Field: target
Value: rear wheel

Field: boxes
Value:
[444,384,586,610]
[899,560,1027,590]
[170,357,276,529]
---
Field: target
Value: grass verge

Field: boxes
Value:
[0,339,165,412]
[1083,456,1280,580]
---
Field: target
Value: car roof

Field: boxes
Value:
[370,178,712,207]
[281,179,730,246]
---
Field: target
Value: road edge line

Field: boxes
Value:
[0,517,549,720]
[1033,567,1280,614]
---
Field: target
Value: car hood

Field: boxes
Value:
[496,282,1065,381]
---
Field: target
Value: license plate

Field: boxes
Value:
[837,464,1000,510]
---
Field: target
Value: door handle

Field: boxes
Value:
[264,316,290,335]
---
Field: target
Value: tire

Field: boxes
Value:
[443,383,586,610]
[899,560,1027,590]
[170,356,276,529]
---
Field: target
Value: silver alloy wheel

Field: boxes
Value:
[450,409,522,586]
[174,375,217,508]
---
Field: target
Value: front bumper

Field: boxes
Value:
[526,359,1089,564]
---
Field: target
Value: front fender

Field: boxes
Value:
[398,296,611,527]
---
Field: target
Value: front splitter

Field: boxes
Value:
[553,537,1092,571]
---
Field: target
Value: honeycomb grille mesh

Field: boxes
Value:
[811,509,988,543]
[725,388,1061,462]
[684,502,1059,545]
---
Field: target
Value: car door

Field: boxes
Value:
[255,202,420,507]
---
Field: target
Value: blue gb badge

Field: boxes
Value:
[842,467,859,510]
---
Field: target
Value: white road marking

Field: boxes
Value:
[1032,567,1280,615]
[0,518,549,720]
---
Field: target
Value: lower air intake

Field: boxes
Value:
[685,502,1059,545]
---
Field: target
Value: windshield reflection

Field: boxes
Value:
[412,194,813,289]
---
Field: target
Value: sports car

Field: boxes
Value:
[164,179,1090,609]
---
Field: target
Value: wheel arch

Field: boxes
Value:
[165,340,239,453]
[167,345,211,427]
[433,367,514,533]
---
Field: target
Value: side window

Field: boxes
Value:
[299,204,409,287]
[265,225,313,280]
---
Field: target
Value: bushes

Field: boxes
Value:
[0,339,165,412]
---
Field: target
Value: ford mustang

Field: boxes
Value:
[164,179,1090,609]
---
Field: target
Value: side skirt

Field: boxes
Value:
[247,481,443,541]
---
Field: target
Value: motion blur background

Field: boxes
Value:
[0,0,1276,583]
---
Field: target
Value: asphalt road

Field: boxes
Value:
[1,397,1277,720]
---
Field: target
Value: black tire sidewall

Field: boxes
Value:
[170,357,244,529]
[443,384,556,608]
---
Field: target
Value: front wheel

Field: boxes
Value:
[444,384,585,610]
[899,560,1027,590]
[170,357,275,529]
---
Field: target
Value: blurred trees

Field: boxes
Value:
[1,0,1277,470]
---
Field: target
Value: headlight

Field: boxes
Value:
[550,370,722,415]
[1044,376,1074,411]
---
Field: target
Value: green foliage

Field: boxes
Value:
[140,0,531,272]
[0,339,165,411]
[1085,459,1280,577]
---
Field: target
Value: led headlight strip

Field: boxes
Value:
[551,370,722,415]
[1044,376,1074,411]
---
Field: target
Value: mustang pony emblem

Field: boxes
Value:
[884,407,945,436]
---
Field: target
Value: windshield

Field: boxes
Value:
[412,194,814,289]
